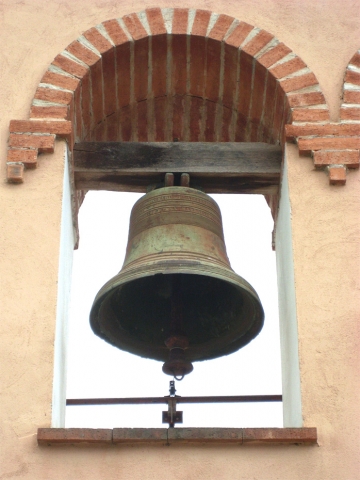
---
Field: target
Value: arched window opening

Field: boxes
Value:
[66,190,282,428]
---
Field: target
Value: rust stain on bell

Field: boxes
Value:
[90,186,264,377]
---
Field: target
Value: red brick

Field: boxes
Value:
[41,71,79,91]
[246,118,260,142]
[208,14,234,41]
[328,166,347,185]
[134,37,149,101]
[287,91,326,108]
[81,71,91,136]
[242,30,274,57]
[285,123,360,140]
[221,105,233,141]
[280,72,318,93]
[238,51,253,118]
[243,428,317,444]
[225,22,253,48]
[257,42,292,69]
[190,36,206,97]
[7,149,38,168]
[172,94,185,140]
[171,34,188,95]
[37,428,112,445]
[154,96,167,141]
[298,136,360,155]
[273,88,285,142]
[146,8,166,35]
[343,90,360,104]
[116,43,131,108]
[68,102,75,142]
[10,120,72,137]
[9,133,55,153]
[6,162,24,183]
[235,112,247,142]
[172,8,188,35]
[204,99,217,141]
[341,106,360,120]
[344,69,360,86]
[313,149,359,168]
[120,104,133,141]
[90,60,104,126]
[261,123,271,144]
[249,62,267,126]
[74,86,83,141]
[113,428,167,444]
[83,27,113,54]
[93,121,106,141]
[30,105,69,120]
[152,34,168,97]
[291,107,329,122]
[270,56,307,79]
[103,19,129,46]
[281,104,291,145]
[222,44,238,108]
[137,100,148,141]
[52,54,88,79]
[66,40,100,67]
[123,13,148,40]
[262,74,278,142]
[349,51,360,69]
[189,96,203,141]
[34,87,73,105]
[105,112,120,141]
[191,9,211,37]
[102,48,117,116]
[205,38,221,102]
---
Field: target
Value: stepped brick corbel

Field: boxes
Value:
[285,123,360,185]
[6,120,73,183]
[282,48,360,184]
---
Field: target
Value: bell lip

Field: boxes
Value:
[90,262,264,363]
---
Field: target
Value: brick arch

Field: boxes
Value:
[7,7,330,184]
[341,48,360,121]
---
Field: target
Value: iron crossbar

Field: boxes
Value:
[66,395,282,406]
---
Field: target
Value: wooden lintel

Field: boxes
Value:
[74,142,282,194]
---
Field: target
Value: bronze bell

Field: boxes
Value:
[90,183,264,379]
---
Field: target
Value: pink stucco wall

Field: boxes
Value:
[0,1,359,478]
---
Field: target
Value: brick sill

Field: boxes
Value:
[38,427,317,446]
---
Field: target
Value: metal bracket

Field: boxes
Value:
[162,380,183,428]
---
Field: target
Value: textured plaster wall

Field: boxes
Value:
[0,1,359,479]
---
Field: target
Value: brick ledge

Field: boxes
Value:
[37,427,317,446]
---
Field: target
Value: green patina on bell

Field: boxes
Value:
[90,185,264,378]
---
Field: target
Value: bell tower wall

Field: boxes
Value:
[0,1,359,479]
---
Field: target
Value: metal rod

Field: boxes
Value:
[66,395,282,406]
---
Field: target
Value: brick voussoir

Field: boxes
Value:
[83,27,113,54]
[103,19,130,46]
[145,7,167,36]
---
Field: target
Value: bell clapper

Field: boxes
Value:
[162,274,194,379]
[162,380,183,428]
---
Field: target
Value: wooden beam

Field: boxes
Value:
[74,142,282,194]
